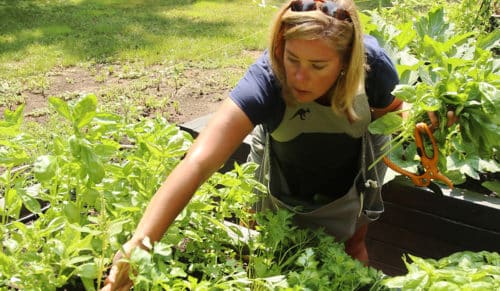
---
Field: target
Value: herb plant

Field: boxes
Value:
[364,5,499,193]
[383,251,500,290]
[0,95,384,290]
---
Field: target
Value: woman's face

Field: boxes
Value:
[283,38,343,103]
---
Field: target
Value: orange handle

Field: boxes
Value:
[383,123,453,189]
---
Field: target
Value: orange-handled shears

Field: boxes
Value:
[383,122,453,190]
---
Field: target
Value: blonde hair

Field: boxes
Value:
[269,0,365,120]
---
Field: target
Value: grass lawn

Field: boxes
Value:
[0,0,390,131]
[0,1,281,124]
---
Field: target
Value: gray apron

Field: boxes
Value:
[247,94,389,242]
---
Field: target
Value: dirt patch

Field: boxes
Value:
[1,50,262,126]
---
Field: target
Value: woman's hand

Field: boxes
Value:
[101,242,137,291]
[427,109,459,131]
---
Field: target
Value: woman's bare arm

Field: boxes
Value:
[130,97,254,244]
[102,98,254,290]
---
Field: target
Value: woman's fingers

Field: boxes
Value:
[427,111,439,131]
[426,110,459,131]
[446,110,459,128]
[101,252,133,291]
[102,262,133,290]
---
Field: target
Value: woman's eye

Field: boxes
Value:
[312,64,326,70]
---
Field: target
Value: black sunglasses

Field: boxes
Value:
[290,0,352,22]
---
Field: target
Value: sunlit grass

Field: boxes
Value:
[0,0,279,79]
[0,0,388,80]
[0,0,390,116]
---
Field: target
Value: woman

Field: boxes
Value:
[102,0,402,289]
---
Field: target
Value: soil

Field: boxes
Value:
[1,50,262,126]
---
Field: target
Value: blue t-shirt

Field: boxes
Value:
[230,35,399,130]
[230,35,399,203]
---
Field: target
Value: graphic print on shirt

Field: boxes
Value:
[290,108,311,120]
[271,92,371,143]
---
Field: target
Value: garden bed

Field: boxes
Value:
[180,114,500,276]
[366,177,500,275]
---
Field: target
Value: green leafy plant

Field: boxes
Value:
[383,251,500,290]
[1,95,383,290]
[364,5,499,194]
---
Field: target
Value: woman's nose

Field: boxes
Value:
[294,66,309,81]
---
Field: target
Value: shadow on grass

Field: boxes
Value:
[0,0,245,62]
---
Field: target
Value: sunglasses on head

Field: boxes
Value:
[290,0,352,22]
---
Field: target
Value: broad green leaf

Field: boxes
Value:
[423,35,445,59]
[478,159,500,173]
[382,275,407,289]
[130,247,152,266]
[49,96,71,120]
[33,155,57,182]
[442,169,466,185]
[68,135,81,158]
[477,29,500,51]
[152,242,173,258]
[140,140,162,157]
[68,255,93,266]
[93,112,121,124]
[415,7,448,41]
[73,94,97,129]
[77,262,99,279]
[20,193,41,215]
[94,142,120,158]
[408,254,436,273]
[441,32,475,57]
[81,188,99,206]
[418,66,433,86]
[39,216,66,236]
[478,82,497,114]
[188,201,215,211]
[394,21,416,49]
[3,104,25,126]
[402,270,429,289]
[81,278,97,291]
[368,112,403,135]
[5,188,20,209]
[80,145,105,183]
[63,201,80,224]
[459,163,480,180]
[420,94,441,111]
[3,237,20,254]
[392,84,416,103]
[482,180,500,196]
[66,232,94,253]
[462,282,495,290]
[0,252,13,268]
[0,126,20,137]
[428,281,460,290]
[0,147,29,167]
[53,136,66,156]
[170,267,187,278]
[108,219,129,237]
[68,224,102,236]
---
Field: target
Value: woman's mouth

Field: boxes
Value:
[293,87,310,95]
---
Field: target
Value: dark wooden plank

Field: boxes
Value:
[383,178,500,232]
[367,219,464,259]
[376,201,500,252]
[179,114,213,136]
[366,238,407,276]
[366,215,477,276]
[369,260,404,277]
[180,114,251,173]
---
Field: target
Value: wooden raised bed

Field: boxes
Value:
[180,114,500,276]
